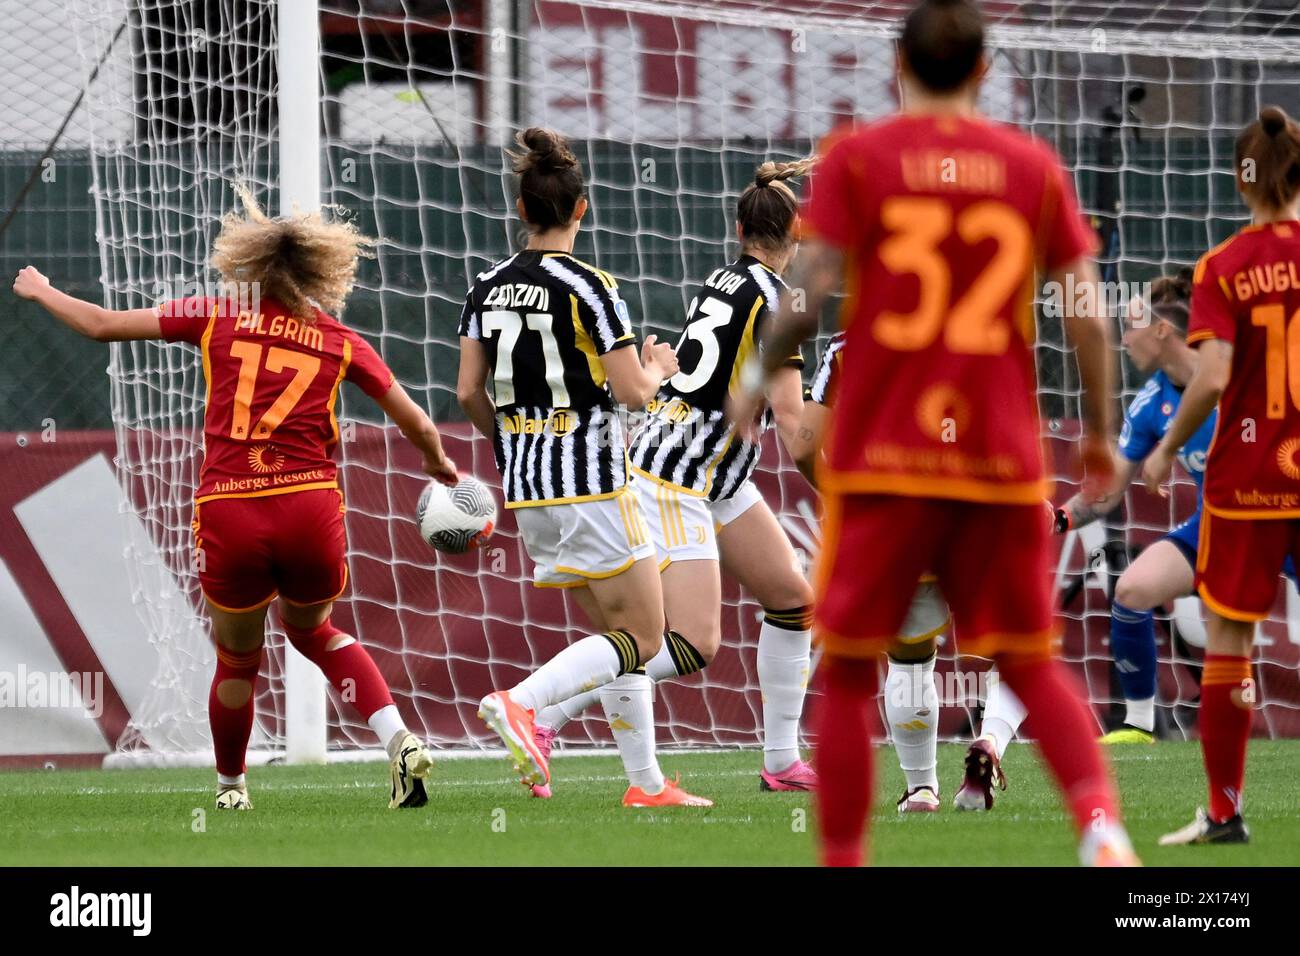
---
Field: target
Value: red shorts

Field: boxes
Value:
[192,488,348,612]
[814,494,1055,661]
[1196,509,1299,621]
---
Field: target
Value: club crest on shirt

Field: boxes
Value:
[247,444,285,474]
[915,383,971,442]
[1276,438,1300,481]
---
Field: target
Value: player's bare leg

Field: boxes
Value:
[523,586,615,799]
[884,635,940,812]
[718,502,817,790]
[528,559,721,806]
[481,557,673,793]
[526,580,711,806]
[278,598,433,809]
[535,501,809,800]
[1160,612,1254,845]
[530,567,611,758]
[596,561,712,807]
[530,563,714,804]
[206,602,270,810]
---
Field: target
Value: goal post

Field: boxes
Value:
[278,0,328,765]
[50,0,1300,766]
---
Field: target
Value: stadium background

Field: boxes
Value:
[3,0,1300,766]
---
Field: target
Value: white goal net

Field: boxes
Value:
[57,0,1300,761]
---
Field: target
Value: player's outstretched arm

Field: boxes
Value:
[1055,452,1138,532]
[1052,256,1117,498]
[376,381,457,484]
[456,336,498,440]
[1142,339,1231,495]
[13,265,161,342]
[602,334,678,408]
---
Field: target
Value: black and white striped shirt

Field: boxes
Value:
[807,332,846,406]
[630,255,802,501]
[458,250,636,507]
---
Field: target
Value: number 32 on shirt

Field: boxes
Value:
[873,197,1033,356]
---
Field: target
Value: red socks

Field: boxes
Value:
[209,620,396,774]
[1200,655,1253,823]
[813,656,879,867]
[280,617,394,720]
[998,656,1119,835]
[210,644,263,777]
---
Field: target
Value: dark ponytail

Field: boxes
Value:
[736,158,815,253]
[1149,265,1193,332]
[509,127,586,232]
[1235,106,1300,211]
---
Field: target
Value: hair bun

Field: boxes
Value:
[754,161,780,187]
[513,127,577,175]
[1261,105,1290,137]
[1150,267,1193,307]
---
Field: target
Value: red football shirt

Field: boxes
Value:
[157,296,395,503]
[1188,220,1300,517]
[803,113,1097,504]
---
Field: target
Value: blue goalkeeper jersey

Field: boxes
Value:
[1118,369,1217,495]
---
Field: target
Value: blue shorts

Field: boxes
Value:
[1164,506,1298,584]
[1162,509,1201,570]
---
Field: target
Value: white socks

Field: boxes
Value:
[537,632,705,732]
[757,612,813,774]
[537,689,600,733]
[979,668,1027,759]
[369,704,407,753]
[599,673,665,793]
[645,638,687,682]
[217,772,246,788]
[884,656,939,792]
[509,633,626,714]
[1124,696,1156,733]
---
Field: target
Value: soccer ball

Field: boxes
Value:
[416,476,497,554]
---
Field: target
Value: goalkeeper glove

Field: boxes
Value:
[1051,506,1072,535]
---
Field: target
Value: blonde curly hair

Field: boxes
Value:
[211,185,373,320]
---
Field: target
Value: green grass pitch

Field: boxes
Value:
[2,741,1296,866]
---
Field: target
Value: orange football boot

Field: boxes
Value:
[622,774,713,808]
[478,690,549,787]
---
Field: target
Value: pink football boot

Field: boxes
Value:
[759,758,818,792]
[527,724,558,798]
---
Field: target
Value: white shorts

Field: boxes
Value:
[710,480,763,529]
[898,576,952,644]
[512,490,656,588]
[634,477,764,566]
